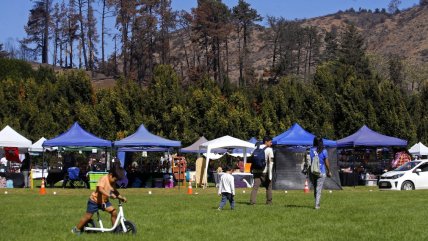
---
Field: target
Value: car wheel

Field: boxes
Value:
[401,181,414,190]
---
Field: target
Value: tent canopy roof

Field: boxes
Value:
[0,125,32,148]
[114,124,181,148]
[337,125,407,147]
[181,136,209,153]
[199,135,255,150]
[273,123,336,147]
[43,122,112,147]
[409,142,428,155]
[230,137,258,156]
[181,136,227,153]
[29,137,47,152]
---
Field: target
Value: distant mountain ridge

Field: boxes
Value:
[304,4,428,62]
[169,4,428,83]
[29,4,428,88]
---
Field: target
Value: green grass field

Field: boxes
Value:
[0,186,426,241]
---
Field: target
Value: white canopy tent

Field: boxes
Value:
[29,137,47,153]
[409,142,428,156]
[198,135,255,187]
[0,125,32,149]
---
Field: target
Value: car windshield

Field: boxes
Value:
[395,161,421,171]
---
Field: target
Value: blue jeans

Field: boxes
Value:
[219,192,235,210]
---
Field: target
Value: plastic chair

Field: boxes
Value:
[66,167,88,188]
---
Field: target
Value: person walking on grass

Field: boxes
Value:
[250,136,274,205]
[72,165,127,235]
[218,166,235,210]
[309,137,331,210]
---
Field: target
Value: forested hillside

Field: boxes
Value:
[1,0,428,146]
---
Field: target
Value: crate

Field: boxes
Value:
[88,172,108,190]
[365,179,377,186]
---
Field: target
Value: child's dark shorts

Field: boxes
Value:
[86,199,112,214]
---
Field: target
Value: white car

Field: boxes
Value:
[378,160,428,190]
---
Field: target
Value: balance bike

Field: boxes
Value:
[83,200,136,234]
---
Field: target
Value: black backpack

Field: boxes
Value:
[252,146,268,170]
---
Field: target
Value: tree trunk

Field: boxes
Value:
[68,20,73,68]
[87,0,94,71]
[53,28,58,66]
[42,0,49,63]
[101,0,106,69]
[77,0,88,69]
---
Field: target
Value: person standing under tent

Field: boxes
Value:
[0,156,7,172]
[309,137,332,210]
[250,136,274,205]
[20,153,32,188]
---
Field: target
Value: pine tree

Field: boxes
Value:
[23,0,52,63]
[388,0,402,14]
[338,24,371,80]
[322,29,338,62]
[192,0,232,85]
[66,0,79,68]
[87,0,99,71]
[232,0,262,87]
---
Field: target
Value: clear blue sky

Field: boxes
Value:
[0,0,419,60]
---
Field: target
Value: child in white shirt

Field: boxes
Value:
[218,166,235,210]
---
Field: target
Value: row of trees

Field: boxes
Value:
[1,0,427,147]
[10,0,426,88]
[1,33,427,146]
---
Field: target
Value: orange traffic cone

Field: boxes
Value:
[304,179,310,194]
[187,181,193,195]
[39,177,47,195]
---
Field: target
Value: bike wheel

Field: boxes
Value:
[114,220,137,234]
[83,219,96,233]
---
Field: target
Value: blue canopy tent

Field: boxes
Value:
[273,123,336,147]
[113,124,181,188]
[43,122,112,148]
[271,123,341,190]
[42,122,112,188]
[113,123,181,166]
[113,124,181,148]
[336,125,408,183]
[336,125,407,147]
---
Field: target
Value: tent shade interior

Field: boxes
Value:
[336,125,407,147]
[198,135,255,187]
[0,125,32,148]
[273,146,341,190]
[271,123,340,190]
[273,123,336,147]
[114,124,181,148]
[43,122,112,147]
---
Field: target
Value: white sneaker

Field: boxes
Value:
[71,227,81,235]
